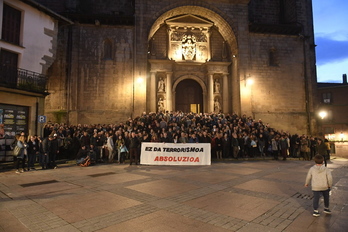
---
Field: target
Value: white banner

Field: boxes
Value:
[140,142,211,165]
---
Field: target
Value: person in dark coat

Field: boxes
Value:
[48,135,59,169]
[41,136,49,169]
[129,132,140,165]
[27,135,40,170]
[222,133,231,158]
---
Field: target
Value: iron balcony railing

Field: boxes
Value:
[0,66,47,93]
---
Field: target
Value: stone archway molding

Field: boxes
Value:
[173,74,207,95]
[147,5,238,55]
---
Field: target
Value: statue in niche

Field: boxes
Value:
[182,35,196,60]
[158,77,165,92]
[116,38,131,61]
[158,98,164,112]
[214,79,220,93]
[214,98,221,113]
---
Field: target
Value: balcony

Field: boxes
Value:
[0,66,48,94]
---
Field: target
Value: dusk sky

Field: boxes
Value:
[313,0,348,83]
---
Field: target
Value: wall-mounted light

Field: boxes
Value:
[340,132,344,141]
[244,74,253,87]
[136,77,144,84]
[246,78,254,85]
[319,111,327,119]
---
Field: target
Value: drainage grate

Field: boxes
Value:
[88,172,116,177]
[20,180,59,188]
[292,192,313,200]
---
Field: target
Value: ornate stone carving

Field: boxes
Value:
[182,34,196,60]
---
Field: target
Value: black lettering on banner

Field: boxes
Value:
[145,147,153,151]
[154,147,161,152]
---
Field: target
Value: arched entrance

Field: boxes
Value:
[175,79,203,113]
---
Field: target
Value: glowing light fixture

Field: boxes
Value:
[319,111,327,119]
[137,77,144,84]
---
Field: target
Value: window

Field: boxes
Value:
[322,93,331,104]
[269,48,278,66]
[0,49,18,85]
[279,0,298,24]
[1,3,22,45]
[103,39,112,60]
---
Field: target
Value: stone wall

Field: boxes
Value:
[46,25,135,124]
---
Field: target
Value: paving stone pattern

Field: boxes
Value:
[0,158,347,231]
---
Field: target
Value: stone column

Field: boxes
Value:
[208,74,214,112]
[232,57,241,115]
[166,72,173,112]
[150,71,157,112]
[222,74,228,113]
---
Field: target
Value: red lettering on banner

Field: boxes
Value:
[153,156,201,162]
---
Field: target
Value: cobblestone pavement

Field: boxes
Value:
[0,157,347,232]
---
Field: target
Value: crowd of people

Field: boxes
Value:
[11,111,332,173]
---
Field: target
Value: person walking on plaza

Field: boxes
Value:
[305,154,333,217]
[316,138,328,167]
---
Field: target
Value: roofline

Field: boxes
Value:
[317,83,348,90]
[19,0,73,25]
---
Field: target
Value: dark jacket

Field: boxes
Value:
[27,139,40,155]
[49,138,59,154]
[129,136,140,149]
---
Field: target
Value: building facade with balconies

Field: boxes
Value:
[0,0,71,161]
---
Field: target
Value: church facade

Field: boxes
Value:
[39,0,318,134]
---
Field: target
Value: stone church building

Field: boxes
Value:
[37,0,318,134]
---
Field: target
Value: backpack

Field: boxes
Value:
[80,157,91,167]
